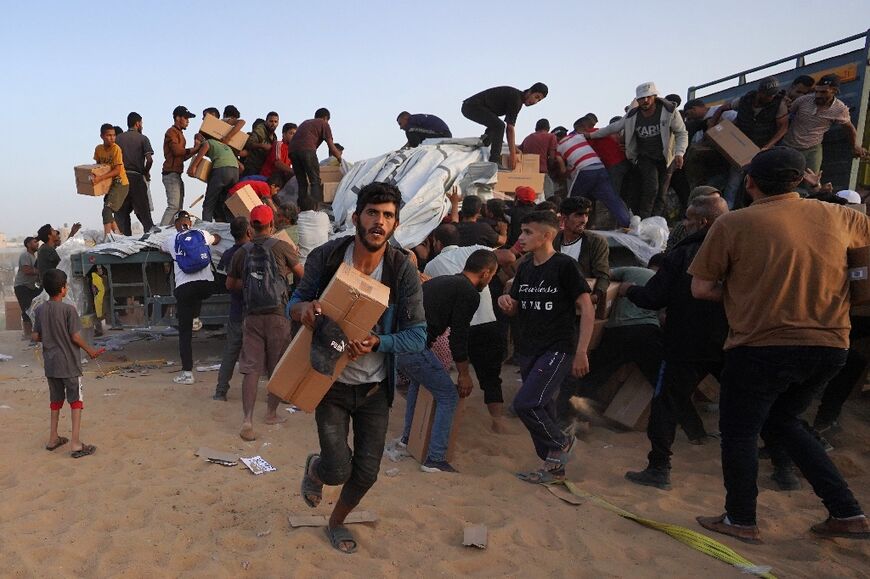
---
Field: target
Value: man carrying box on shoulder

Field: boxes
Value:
[290,182,426,555]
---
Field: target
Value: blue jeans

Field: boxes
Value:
[570,167,631,227]
[398,349,459,462]
[515,351,572,460]
[719,346,862,525]
[161,172,185,226]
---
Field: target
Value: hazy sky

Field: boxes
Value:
[0,1,867,236]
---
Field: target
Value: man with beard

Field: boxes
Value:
[622,194,729,490]
[398,249,498,473]
[115,112,155,235]
[781,74,867,173]
[160,106,201,226]
[243,111,279,177]
[291,182,425,554]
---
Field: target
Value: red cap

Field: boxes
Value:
[250,204,273,225]
[515,186,537,203]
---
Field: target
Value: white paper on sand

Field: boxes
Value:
[0,354,12,361]
[241,456,277,475]
[463,525,488,549]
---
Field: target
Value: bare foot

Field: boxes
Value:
[491,417,508,434]
[240,423,257,441]
[263,413,288,425]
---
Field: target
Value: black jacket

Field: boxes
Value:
[625,228,728,362]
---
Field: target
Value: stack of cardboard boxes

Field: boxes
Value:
[320,165,343,203]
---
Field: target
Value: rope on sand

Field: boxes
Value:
[557,481,776,579]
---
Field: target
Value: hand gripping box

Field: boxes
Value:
[267,262,390,412]
[224,184,264,218]
[74,164,112,196]
[199,114,249,152]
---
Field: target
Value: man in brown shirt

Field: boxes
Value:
[160,106,201,226]
[689,147,869,543]
[289,108,343,207]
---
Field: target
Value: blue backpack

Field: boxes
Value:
[174,230,212,274]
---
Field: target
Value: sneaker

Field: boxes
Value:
[812,429,834,452]
[192,318,203,332]
[173,371,194,385]
[771,467,801,491]
[625,467,672,490]
[420,459,458,473]
[212,392,228,401]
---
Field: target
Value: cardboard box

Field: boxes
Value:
[586,278,621,320]
[407,388,466,463]
[74,164,112,196]
[271,229,299,253]
[706,119,759,168]
[191,157,212,183]
[320,165,343,183]
[5,300,22,331]
[495,153,545,194]
[848,246,870,306]
[603,363,653,430]
[323,182,340,204]
[597,364,633,407]
[199,115,249,152]
[224,184,264,218]
[267,263,390,411]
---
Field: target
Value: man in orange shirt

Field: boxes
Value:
[92,123,129,236]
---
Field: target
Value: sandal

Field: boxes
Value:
[46,436,69,451]
[301,453,323,508]
[324,525,358,554]
[516,466,565,485]
[71,444,96,459]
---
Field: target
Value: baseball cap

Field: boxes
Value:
[172,106,196,119]
[515,186,537,203]
[816,74,840,89]
[758,76,780,96]
[173,210,192,222]
[23,236,36,246]
[747,147,806,181]
[250,204,274,225]
[835,189,861,204]
[635,82,658,99]
[310,314,349,376]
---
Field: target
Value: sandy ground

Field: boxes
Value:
[0,328,867,578]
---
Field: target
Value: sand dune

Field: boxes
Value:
[0,330,867,578]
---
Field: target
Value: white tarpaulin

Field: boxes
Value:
[330,138,490,248]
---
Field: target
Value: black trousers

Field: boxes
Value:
[116,172,154,235]
[14,284,42,325]
[468,322,504,404]
[815,317,870,427]
[174,280,214,371]
[634,156,668,219]
[290,150,323,204]
[461,101,504,164]
[647,359,720,469]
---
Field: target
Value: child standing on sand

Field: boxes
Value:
[33,269,103,458]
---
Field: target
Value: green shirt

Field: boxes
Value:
[206,139,238,169]
[607,267,659,328]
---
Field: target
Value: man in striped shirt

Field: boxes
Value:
[556,119,631,228]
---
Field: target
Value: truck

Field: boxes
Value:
[688,29,870,192]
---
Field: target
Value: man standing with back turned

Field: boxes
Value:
[291,182,426,555]
[690,147,869,543]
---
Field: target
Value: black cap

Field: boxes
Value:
[747,147,806,181]
[173,210,192,222]
[817,74,840,89]
[23,236,36,246]
[310,315,349,376]
[758,76,780,96]
[172,106,195,119]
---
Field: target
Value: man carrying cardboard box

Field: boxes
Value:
[498,210,594,484]
[226,205,303,440]
[291,182,425,555]
[397,249,498,473]
[91,123,130,237]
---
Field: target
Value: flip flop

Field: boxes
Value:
[324,525,358,554]
[301,453,323,508]
[45,436,69,451]
[515,467,565,485]
[71,444,96,459]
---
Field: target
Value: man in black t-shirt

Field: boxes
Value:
[462,82,548,168]
[498,210,594,483]
[456,196,500,248]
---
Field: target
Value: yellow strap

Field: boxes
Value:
[558,482,776,579]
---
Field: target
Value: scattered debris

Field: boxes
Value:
[383,438,410,463]
[385,467,400,477]
[195,364,221,372]
[285,405,301,414]
[256,529,271,538]
[241,456,277,475]
[195,447,240,467]
[289,511,378,528]
[463,525,488,549]
[0,354,13,362]
[241,561,250,570]
[0,405,11,410]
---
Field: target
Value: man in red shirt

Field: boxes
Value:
[520,119,557,173]
[261,123,297,185]
[577,114,630,201]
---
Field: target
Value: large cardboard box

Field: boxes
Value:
[495,153,545,194]
[5,300,22,331]
[224,184,264,218]
[323,182,340,204]
[706,119,759,168]
[199,115,249,152]
[848,245,870,306]
[267,263,390,412]
[407,388,466,463]
[74,164,112,196]
[586,278,621,320]
[603,363,654,430]
[320,165,343,183]
[191,157,212,183]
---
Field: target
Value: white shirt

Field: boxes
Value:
[297,210,331,264]
[424,245,496,326]
[338,243,387,385]
[160,229,216,288]
[559,237,582,262]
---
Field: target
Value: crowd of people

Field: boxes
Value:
[13,74,870,554]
